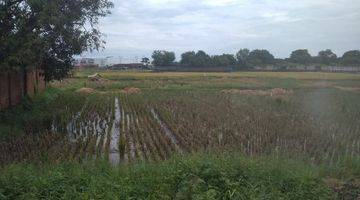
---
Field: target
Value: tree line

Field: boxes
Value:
[151,49,360,69]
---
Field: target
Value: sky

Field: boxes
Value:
[83,0,360,62]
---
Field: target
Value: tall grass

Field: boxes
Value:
[0,153,335,200]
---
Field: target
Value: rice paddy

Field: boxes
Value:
[1,70,360,199]
[1,71,360,167]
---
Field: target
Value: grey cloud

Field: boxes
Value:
[83,0,360,60]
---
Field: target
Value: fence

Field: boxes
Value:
[0,69,45,110]
[253,66,360,72]
[153,66,235,72]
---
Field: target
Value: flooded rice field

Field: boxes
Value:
[1,89,360,166]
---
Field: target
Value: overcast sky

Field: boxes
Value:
[83,0,360,62]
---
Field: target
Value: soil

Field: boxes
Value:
[88,73,103,82]
[75,87,95,94]
[222,88,292,96]
[50,78,78,87]
[270,88,289,96]
[120,87,141,94]
[324,178,360,200]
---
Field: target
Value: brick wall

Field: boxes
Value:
[0,69,45,110]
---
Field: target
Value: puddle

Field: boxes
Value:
[102,110,113,154]
[128,115,137,160]
[49,99,182,163]
[109,97,121,165]
[150,108,183,154]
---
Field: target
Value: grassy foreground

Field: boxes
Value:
[0,153,340,200]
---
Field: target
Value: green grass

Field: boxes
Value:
[0,153,336,200]
[73,70,360,91]
[0,86,92,141]
[0,87,61,141]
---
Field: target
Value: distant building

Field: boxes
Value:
[73,58,97,69]
[73,57,111,69]
[95,58,108,68]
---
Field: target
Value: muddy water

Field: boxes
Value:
[128,114,136,160]
[64,114,106,143]
[50,100,182,164]
[150,108,183,154]
[102,111,113,155]
[43,97,126,164]
[109,97,121,165]
[66,111,81,137]
[95,119,107,158]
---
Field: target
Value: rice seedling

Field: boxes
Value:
[0,71,359,170]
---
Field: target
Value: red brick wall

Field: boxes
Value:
[0,69,45,110]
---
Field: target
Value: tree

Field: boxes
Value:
[341,50,360,66]
[318,49,337,65]
[180,50,211,67]
[247,49,275,66]
[141,57,150,66]
[236,48,250,67]
[194,51,211,67]
[289,49,312,65]
[210,54,236,67]
[180,51,196,66]
[151,50,176,66]
[0,0,113,81]
[223,54,237,66]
